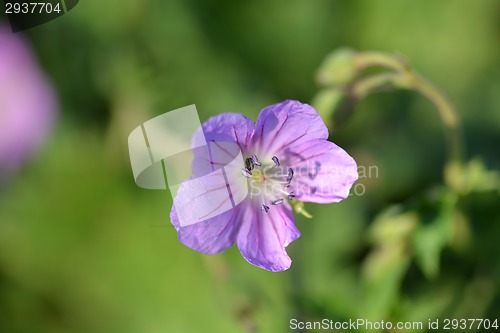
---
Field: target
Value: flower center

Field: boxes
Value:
[241,154,295,213]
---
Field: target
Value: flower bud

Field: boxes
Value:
[315,48,357,87]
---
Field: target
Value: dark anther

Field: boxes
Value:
[245,157,255,172]
[241,168,252,178]
[251,155,262,166]
[261,204,270,213]
[272,156,280,167]
[286,168,294,183]
[270,199,284,205]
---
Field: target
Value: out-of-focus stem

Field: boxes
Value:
[349,54,464,189]
[411,73,464,188]
[352,73,410,99]
[354,52,408,74]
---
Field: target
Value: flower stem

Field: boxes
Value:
[410,73,464,189]
[349,53,464,190]
[354,51,409,74]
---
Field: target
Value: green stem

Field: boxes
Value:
[410,73,464,188]
[352,72,410,99]
[354,52,409,74]
[349,54,464,189]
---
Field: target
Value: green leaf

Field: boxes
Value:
[369,205,419,245]
[412,192,457,279]
[361,242,410,321]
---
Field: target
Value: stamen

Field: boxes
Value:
[270,199,284,205]
[251,154,262,166]
[286,168,294,183]
[244,153,295,205]
[245,157,255,172]
[241,168,252,178]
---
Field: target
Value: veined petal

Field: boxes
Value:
[285,139,358,203]
[193,112,255,153]
[237,202,300,272]
[170,201,245,254]
[169,113,253,254]
[191,113,254,178]
[190,140,247,199]
[251,100,328,157]
[171,169,240,228]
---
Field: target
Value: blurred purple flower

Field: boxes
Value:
[170,100,358,271]
[0,25,58,177]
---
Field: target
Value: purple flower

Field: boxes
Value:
[0,25,58,177]
[170,100,358,271]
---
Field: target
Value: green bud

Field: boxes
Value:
[315,48,357,87]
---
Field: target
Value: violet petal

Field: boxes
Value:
[191,113,254,177]
[285,139,358,203]
[237,201,300,272]
[171,201,244,254]
[192,112,254,153]
[251,100,328,156]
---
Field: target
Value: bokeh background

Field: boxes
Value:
[1,0,500,332]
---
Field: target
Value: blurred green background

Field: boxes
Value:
[1,0,500,332]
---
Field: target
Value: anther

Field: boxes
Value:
[272,156,280,167]
[241,168,252,178]
[261,204,270,213]
[288,192,295,200]
[286,168,294,183]
[251,155,262,166]
[270,199,284,205]
[245,157,255,172]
